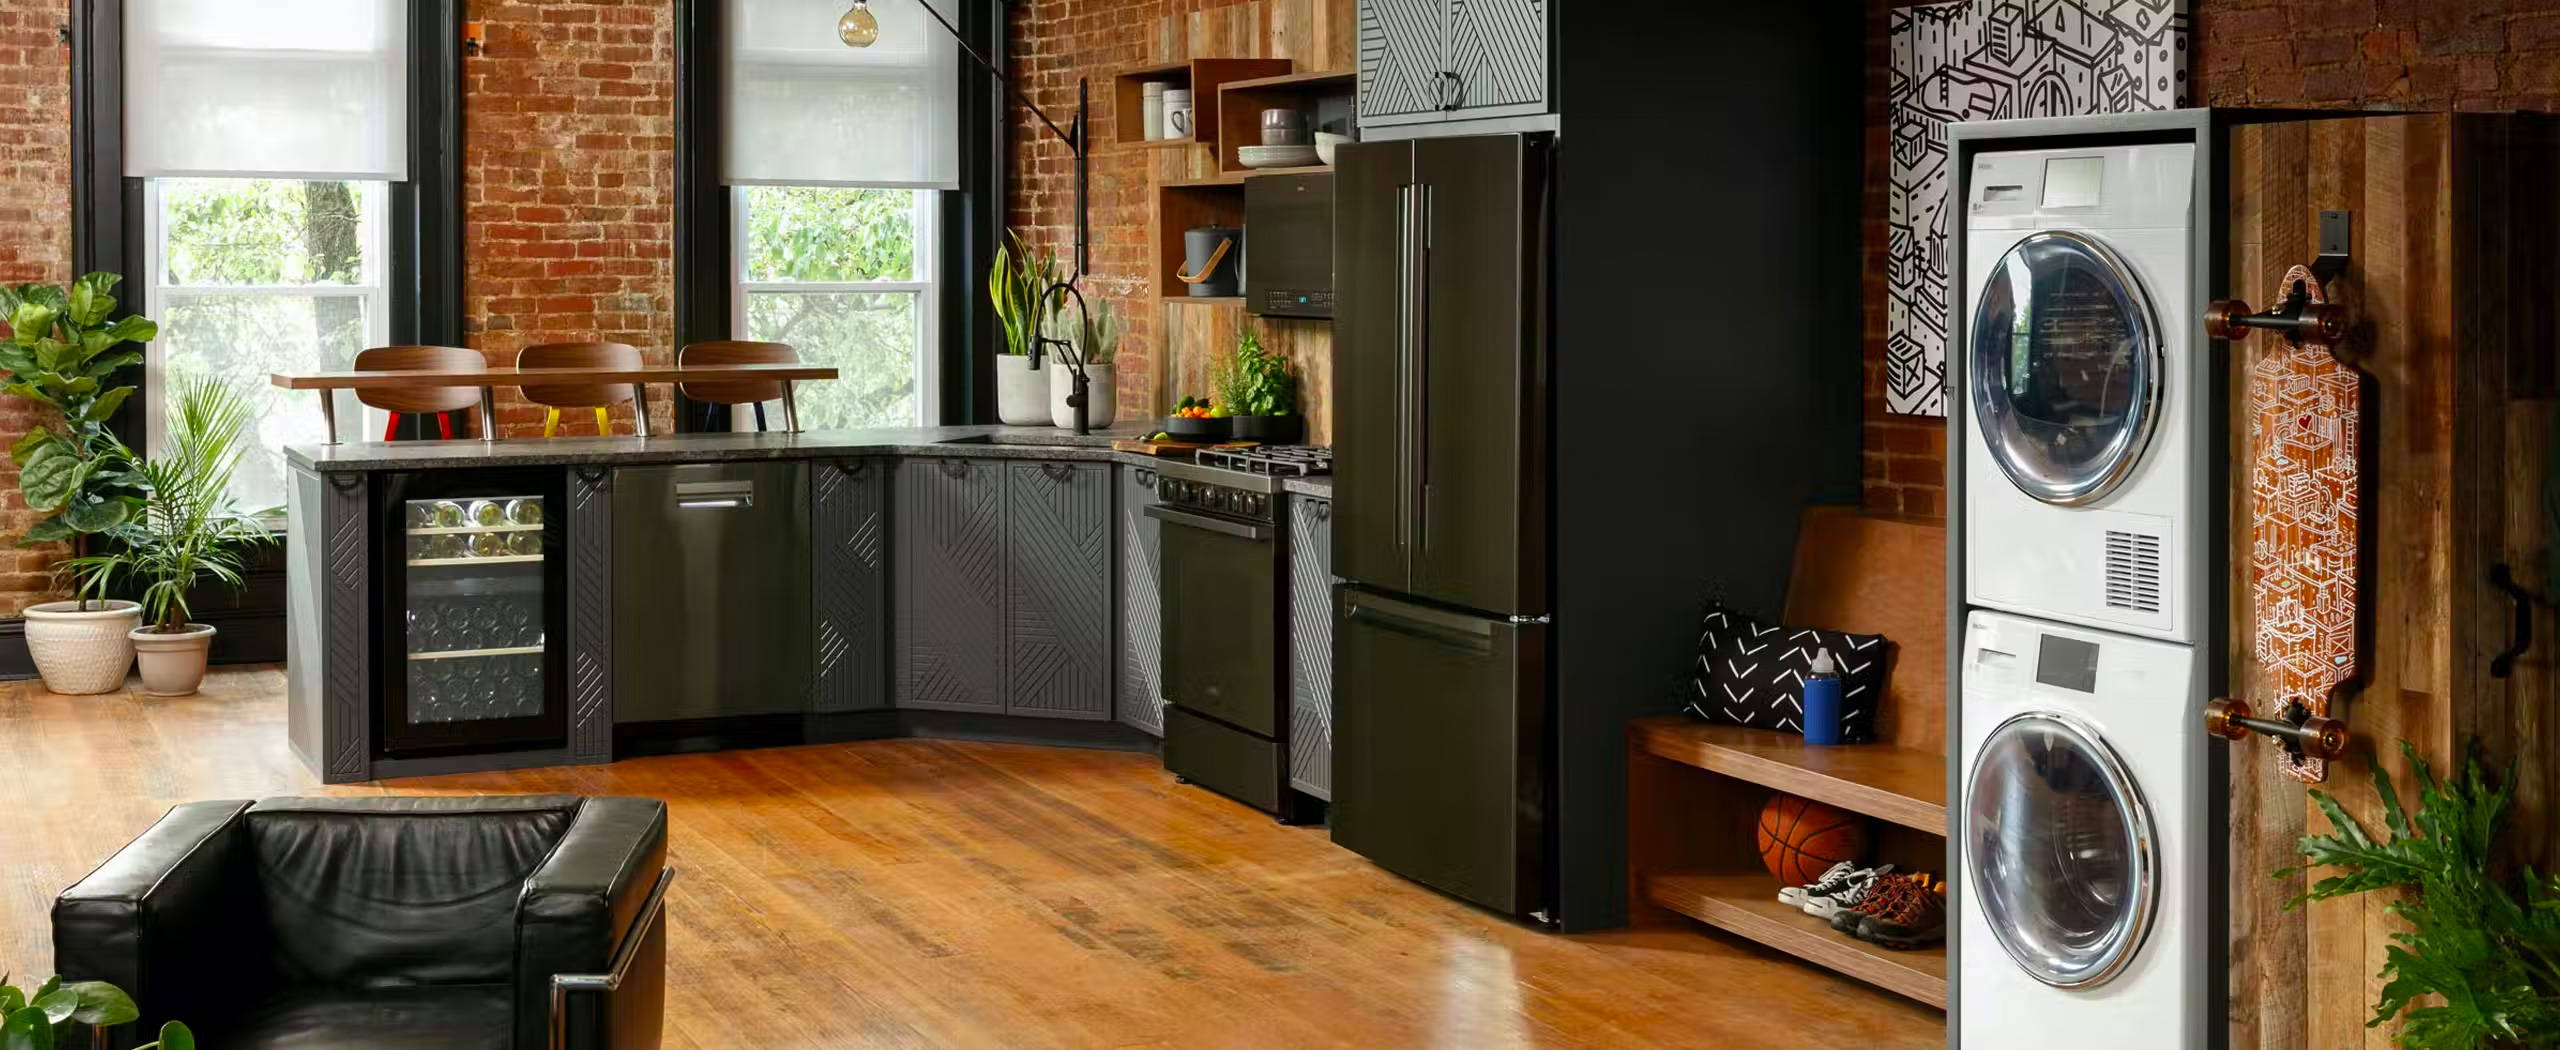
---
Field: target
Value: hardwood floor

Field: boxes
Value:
[1,668,1945,1048]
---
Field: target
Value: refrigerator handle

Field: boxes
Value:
[1409,183,1432,551]
[1395,184,1417,559]
[1345,595,1495,656]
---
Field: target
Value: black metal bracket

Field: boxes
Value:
[2312,209,2352,288]
[2493,563,2534,678]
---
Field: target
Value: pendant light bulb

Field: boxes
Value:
[838,1,880,48]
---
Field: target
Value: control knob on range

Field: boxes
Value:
[1243,493,1268,517]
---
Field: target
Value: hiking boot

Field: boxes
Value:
[1847,874,1947,951]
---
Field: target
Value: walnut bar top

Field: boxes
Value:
[270,363,841,390]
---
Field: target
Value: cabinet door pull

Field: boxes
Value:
[2493,563,2534,678]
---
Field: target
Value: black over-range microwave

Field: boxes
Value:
[1243,172,1333,319]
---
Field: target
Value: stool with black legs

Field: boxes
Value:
[678,340,800,431]
[517,341,644,437]
[354,345,487,441]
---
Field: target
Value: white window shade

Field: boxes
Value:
[125,0,409,180]
[725,0,960,189]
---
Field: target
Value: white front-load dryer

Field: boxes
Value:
[1958,610,2207,1049]
[1963,143,2203,643]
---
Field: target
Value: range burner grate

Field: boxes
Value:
[1196,445,1334,477]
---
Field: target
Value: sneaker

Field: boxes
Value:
[1853,875,1945,952]
[1776,861,1863,908]
[1797,863,1893,920]
[1828,872,1932,934]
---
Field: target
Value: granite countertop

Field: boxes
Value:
[287,425,1164,473]
[1282,477,1332,498]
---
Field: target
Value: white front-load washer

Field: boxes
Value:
[1963,143,2202,643]
[1958,609,2207,1049]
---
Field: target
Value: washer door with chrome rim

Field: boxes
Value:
[1966,711,2158,987]
[1971,230,2163,506]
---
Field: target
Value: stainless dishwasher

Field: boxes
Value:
[613,462,812,724]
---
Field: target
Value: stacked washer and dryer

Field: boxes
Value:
[1950,138,2220,1049]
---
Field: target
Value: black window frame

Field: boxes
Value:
[672,0,1000,431]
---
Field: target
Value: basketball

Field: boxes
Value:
[1756,793,1869,885]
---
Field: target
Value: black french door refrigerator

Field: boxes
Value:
[1330,133,1553,920]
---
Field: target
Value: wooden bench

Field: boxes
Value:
[1626,505,1949,1010]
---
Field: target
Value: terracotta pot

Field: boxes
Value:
[996,355,1052,426]
[23,600,140,695]
[1051,363,1117,429]
[129,623,217,698]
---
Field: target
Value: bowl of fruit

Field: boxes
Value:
[1164,397,1231,440]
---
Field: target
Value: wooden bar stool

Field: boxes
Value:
[353,345,487,442]
[517,341,647,438]
[678,341,801,432]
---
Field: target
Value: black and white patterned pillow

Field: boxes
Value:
[1682,604,1889,742]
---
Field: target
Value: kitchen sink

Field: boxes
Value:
[936,432,1127,449]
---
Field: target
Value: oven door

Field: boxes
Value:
[1149,504,1280,736]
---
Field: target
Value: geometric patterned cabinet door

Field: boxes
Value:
[1004,461,1114,721]
[1445,0,1546,116]
[1287,494,1333,800]
[894,458,1008,713]
[1359,0,1446,125]
[814,458,889,714]
[1116,465,1167,737]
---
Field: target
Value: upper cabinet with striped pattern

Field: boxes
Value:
[1358,0,1549,129]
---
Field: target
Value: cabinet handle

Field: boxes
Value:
[937,459,971,479]
[1308,500,1330,523]
[1041,462,1078,482]
[1135,468,1157,489]
[836,459,870,480]
[2493,563,2534,678]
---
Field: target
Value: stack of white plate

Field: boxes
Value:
[1238,144,1321,169]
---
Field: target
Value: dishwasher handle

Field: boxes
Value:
[674,480,756,510]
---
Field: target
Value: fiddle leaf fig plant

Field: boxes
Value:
[0,972,194,1050]
[2279,740,2560,1049]
[0,273,155,549]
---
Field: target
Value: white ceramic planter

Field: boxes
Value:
[130,623,217,698]
[24,600,140,695]
[996,355,1053,426]
[1051,363,1117,430]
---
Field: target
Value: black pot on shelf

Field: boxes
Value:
[1227,414,1303,444]
[1163,415,1232,440]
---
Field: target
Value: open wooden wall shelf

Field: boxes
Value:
[1645,870,1947,1008]
[1215,70,1354,175]
[1630,717,1944,833]
[1110,57,1294,147]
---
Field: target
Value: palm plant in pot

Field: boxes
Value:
[61,378,275,697]
[990,230,1061,426]
[0,274,156,694]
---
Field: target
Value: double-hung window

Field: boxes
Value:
[724,0,959,428]
[127,0,408,513]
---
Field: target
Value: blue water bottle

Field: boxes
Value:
[1801,647,1845,746]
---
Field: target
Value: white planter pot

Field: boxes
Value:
[23,600,140,695]
[996,355,1053,426]
[1051,363,1117,430]
[130,623,218,698]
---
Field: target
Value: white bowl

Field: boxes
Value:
[1314,132,1351,166]
[1238,144,1320,169]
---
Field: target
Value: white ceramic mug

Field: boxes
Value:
[1163,89,1194,140]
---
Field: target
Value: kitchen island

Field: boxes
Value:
[284,427,1333,787]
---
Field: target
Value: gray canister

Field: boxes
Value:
[1182,226,1242,297]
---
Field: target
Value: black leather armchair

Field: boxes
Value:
[53,795,671,1050]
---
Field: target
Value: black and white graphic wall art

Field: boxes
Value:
[1886,0,2188,417]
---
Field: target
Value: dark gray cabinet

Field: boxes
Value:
[1116,465,1167,736]
[814,458,889,713]
[1287,494,1333,799]
[1003,461,1114,720]
[1358,0,1548,129]
[894,458,1007,712]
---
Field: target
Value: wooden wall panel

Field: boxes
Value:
[2224,112,2559,1050]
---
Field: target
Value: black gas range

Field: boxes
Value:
[1145,445,1330,822]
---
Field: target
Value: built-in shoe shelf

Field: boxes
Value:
[1643,870,1947,1009]
[1630,717,1945,833]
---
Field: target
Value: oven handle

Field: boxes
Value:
[1145,504,1275,541]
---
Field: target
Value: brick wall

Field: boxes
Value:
[1002,0,1179,413]
[1861,0,2560,519]
[0,0,71,609]
[463,0,677,437]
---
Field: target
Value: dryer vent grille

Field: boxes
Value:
[2104,530,2164,614]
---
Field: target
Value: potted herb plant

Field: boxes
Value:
[1049,297,1119,429]
[0,274,155,694]
[62,378,275,697]
[2279,740,2560,1048]
[990,230,1060,427]
[1224,330,1301,443]
[0,972,194,1050]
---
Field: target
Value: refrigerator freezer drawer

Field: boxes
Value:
[1329,586,1549,917]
